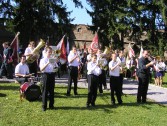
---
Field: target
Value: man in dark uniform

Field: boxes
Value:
[137,50,155,103]
[0,42,13,79]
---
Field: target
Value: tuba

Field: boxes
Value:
[26,39,45,63]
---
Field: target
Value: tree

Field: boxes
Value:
[87,0,167,56]
[0,0,82,47]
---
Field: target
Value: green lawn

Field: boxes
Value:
[163,72,167,88]
[0,83,167,126]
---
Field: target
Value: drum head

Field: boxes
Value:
[24,84,41,101]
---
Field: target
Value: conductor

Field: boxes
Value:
[137,50,155,103]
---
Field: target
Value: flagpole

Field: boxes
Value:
[10,32,20,46]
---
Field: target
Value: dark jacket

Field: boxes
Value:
[138,57,150,77]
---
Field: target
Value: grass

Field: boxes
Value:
[162,73,167,88]
[0,83,167,126]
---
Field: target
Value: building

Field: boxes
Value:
[71,24,95,49]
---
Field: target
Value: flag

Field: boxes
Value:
[90,32,99,52]
[66,37,69,55]
[56,35,67,63]
[139,43,143,58]
[10,32,20,65]
[128,43,135,58]
[84,42,86,50]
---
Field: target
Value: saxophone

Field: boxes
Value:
[26,39,45,63]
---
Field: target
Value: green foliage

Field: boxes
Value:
[87,0,167,56]
[0,0,82,47]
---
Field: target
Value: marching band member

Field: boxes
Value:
[15,55,31,85]
[66,45,80,96]
[109,53,122,105]
[86,54,101,107]
[24,41,38,76]
[0,42,13,79]
[117,50,126,95]
[97,49,107,93]
[42,42,49,58]
[39,47,58,111]
[87,49,94,62]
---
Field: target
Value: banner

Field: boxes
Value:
[128,43,135,58]
[10,32,20,65]
[139,43,143,58]
[56,35,67,64]
[90,32,99,52]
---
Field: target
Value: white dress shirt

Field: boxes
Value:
[42,49,47,58]
[109,60,120,77]
[156,62,166,71]
[24,47,34,59]
[87,61,102,76]
[39,57,58,73]
[68,51,80,67]
[87,54,92,62]
[15,63,29,77]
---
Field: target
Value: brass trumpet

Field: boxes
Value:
[26,39,45,63]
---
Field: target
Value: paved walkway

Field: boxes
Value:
[0,76,167,106]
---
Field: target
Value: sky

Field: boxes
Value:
[62,0,92,25]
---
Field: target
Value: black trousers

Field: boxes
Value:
[28,61,37,76]
[137,76,149,102]
[87,74,99,105]
[0,62,13,79]
[110,76,122,104]
[67,66,78,94]
[119,73,124,94]
[16,77,28,85]
[42,73,55,108]
[99,70,106,93]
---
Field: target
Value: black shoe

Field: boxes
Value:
[137,99,141,103]
[86,104,90,108]
[42,107,46,111]
[74,92,78,95]
[118,102,123,105]
[49,106,54,109]
[111,102,115,105]
[91,103,95,107]
[66,93,70,96]
[142,100,147,104]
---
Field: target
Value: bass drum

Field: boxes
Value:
[20,82,41,101]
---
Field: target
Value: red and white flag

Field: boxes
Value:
[57,35,67,64]
[128,43,135,58]
[10,32,20,66]
[90,32,99,52]
[139,43,143,58]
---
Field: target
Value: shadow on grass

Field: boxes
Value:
[0,85,19,90]
[55,93,88,98]
[0,93,7,97]
[55,104,117,112]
